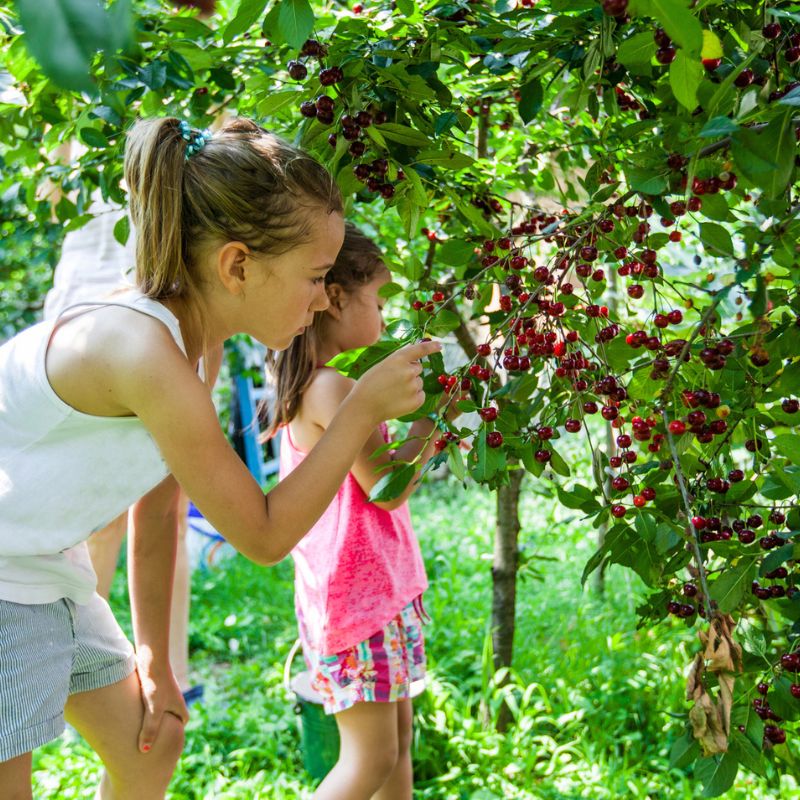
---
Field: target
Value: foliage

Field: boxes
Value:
[30,482,800,797]
[3,0,800,790]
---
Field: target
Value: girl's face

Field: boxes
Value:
[246,211,345,350]
[335,270,390,351]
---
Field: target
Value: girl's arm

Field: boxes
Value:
[128,474,188,753]
[127,342,225,753]
[300,368,443,511]
[116,321,438,564]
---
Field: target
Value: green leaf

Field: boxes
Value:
[278,0,314,50]
[769,676,800,722]
[695,753,739,797]
[669,50,703,110]
[447,446,465,482]
[377,123,432,148]
[780,362,800,395]
[470,430,506,482]
[626,166,668,195]
[651,0,703,56]
[731,110,796,199]
[224,0,268,44]
[727,731,765,777]
[79,127,107,148]
[709,560,756,613]
[257,89,302,116]
[368,463,416,502]
[436,239,474,267]
[617,31,656,69]
[517,78,543,124]
[16,0,125,92]
[548,448,570,477]
[113,215,130,247]
[699,222,734,258]
[699,116,739,138]
[670,729,700,768]
[759,543,795,577]
[416,148,475,170]
[773,433,800,464]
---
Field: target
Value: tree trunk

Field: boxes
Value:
[490,465,524,731]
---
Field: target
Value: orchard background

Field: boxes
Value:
[2,0,800,797]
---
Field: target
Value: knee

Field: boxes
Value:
[153,713,185,771]
[371,740,400,784]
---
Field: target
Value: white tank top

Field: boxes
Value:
[0,292,186,604]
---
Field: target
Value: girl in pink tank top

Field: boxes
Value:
[265,224,461,799]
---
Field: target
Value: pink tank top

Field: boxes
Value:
[280,422,428,655]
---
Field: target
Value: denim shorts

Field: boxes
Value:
[0,593,135,762]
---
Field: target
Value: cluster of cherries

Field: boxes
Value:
[750,651,800,747]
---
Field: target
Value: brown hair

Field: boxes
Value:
[124,116,342,302]
[262,222,388,438]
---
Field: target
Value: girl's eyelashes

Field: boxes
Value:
[312,276,326,285]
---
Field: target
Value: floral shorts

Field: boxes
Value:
[298,597,428,715]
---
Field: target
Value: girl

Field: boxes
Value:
[0,118,439,800]
[267,224,455,800]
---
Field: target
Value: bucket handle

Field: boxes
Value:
[283,637,302,697]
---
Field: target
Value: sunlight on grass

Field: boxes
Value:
[31,479,798,798]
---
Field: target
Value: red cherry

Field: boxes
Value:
[702,58,722,71]
[656,47,677,65]
[486,431,504,448]
[762,22,782,40]
[611,504,627,518]
[633,494,646,508]
[479,406,498,422]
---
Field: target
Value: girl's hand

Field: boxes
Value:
[349,340,442,424]
[136,655,189,754]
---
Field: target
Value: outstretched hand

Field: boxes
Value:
[352,339,442,424]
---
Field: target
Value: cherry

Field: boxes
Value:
[534,449,551,463]
[628,284,644,299]
[782,653,800,672]
[319,66,343,86]
[668,420,686,435]
[616,434,632,448]
[611,504,627,518]
[288,60,308,80]
[476,344,492,357]
[300,100,317,118]
[654,28,671,48]
[602,0,628,16]
[611,476,629,491]
[762,22,782,40]
[479,407,498,422]
[633,494,646,508]
[316,95,335,112]
[565,418,581,433]
[747,514,763,529]
[668,309,683,324]
[728,469,744,483]
[669,231,682,242]
[300,39,325,57]
[757,682,770,695]
[487,432,503,448]
[702,58,722,71]
[786,47,800,64]
[782,398,799,414]
[642,487,657,502]
[656,47,677,65]
[601,405,619,421]
[537,426,554,440]
[734,68,754,88]
[583,401,599,414]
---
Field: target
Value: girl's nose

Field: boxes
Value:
[312,285,330,312]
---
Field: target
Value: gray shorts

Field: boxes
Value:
[0,593,135,762]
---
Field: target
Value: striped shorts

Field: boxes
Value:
[298,598,428,715]
[0,593,135,762]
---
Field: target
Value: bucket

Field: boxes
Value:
[283,639,427,781]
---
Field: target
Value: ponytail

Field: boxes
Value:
[124,115,342,303]
[125,118,189,299]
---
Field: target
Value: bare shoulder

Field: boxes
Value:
[302,368,355,425]
[47,304,196,417]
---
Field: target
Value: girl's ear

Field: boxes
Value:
[216,241,251,294]
[325,282,346,319]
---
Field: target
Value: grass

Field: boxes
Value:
[32,479,799,798]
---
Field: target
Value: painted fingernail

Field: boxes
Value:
[142,744,151,752]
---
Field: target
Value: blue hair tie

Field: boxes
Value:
[178,120,211,160]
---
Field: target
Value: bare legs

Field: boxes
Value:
[313,699,413,800]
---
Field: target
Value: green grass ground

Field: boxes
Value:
[32,480,799,798]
